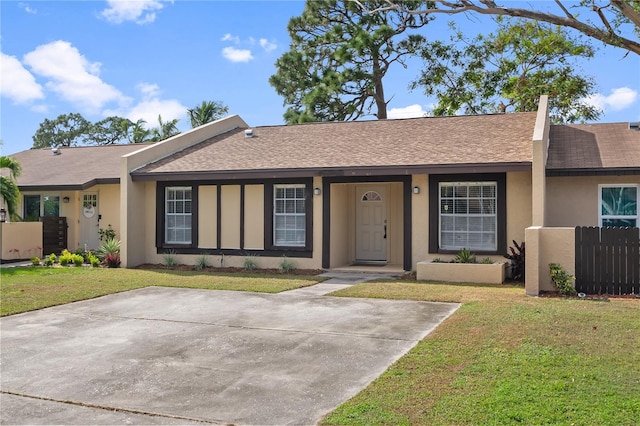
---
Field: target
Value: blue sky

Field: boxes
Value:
[1,0,639,155]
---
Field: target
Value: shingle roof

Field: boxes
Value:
[547,123,640,171]
[133,113,537,178]
[8,144,150,190]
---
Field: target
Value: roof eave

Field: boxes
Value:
[130,162,532,182]
[546,167,640,177]
[18,178,120,192]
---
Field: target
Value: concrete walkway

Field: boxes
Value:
[1,277,459,425]
[282,271,404,296]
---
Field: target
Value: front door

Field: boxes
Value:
[355,185,387,262]
[81,193,99,249]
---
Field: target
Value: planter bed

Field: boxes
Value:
[416,261,506,284]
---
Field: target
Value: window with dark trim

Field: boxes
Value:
[157,182,198,248]
[264,179,313,252]
[429,174,506,254]
[599,184,638,227]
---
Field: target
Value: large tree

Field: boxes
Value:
[0,156,22,221]
[32,113,90,148]
[188,100,229,128]
[270,0,433,123]
[352,0,640,55]
[86,116,134,145]
[414,18,601,123]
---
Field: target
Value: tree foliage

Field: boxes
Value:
[270,0,433,123]
[87,116,134,145]
[32,113,90,148]
[150,115,181,142]
[0,156,22,221]
[353,0,640,55]
[188,100,229,128]
[414,18,601,123]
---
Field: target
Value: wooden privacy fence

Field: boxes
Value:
[41,216,67,256]
[575,226,639,295]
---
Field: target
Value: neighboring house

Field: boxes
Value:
[5,96,639,294]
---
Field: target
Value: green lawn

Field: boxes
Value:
[0,266,321,316]
[322,281,640,425]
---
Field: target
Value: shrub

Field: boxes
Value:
[549,263,576,296]
[31,257,41,266]
[454,248,476,263]
[44,253,56,267]
[243,255,258,271]
[59,249,73,266]
[432,258,445,263]
[88,254,101,267]
[72,254,84,267]
[481,257,494,264]
[505,240,525,281]
[98,238,120,259]
[194,254,210,271]
[279,256,296,273]
[98,224,116,241]
[162,250,177,267]
[104,253,121,268]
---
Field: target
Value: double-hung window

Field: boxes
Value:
[439,182,497,251]
[599,185,638,227]
[165,187,192,244]
[273,184,306,247]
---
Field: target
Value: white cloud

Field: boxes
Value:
[18,3,37,14]
[23,40,130,113]
[100,0,169,24]
[221,33,240,44]
[388,104,429,119]
[584,87,638,112]
[259,38,277,53]
[104,82,186,127]
[0,52,44,104]
[222,46,253,63]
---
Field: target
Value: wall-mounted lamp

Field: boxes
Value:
[314,187,322,195]
[63,196,70,203]
[413,186,420,194]
[0,209,6,222]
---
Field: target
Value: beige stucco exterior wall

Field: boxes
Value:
[546,175,640,227]
[531,95,550,226]
[244,185,264,250]
[411,174,429,268]
[198,185,217,248]
[388,182,404,266]
[0,222,42,260]
[525,226,575,295]
[506,171,533,248]
[220,185,241,249]
[330,183,350,268]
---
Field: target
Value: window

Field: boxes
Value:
[24,195,41,221]
[165,187,192,244]
[600,185,638,227]
[23,194,59,221]
[439,182,497,251]
[274,184,306,247]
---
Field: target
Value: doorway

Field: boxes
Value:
[355,185,387,262]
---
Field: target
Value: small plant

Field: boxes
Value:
[163,250,178,267]
[98,224,116,242]
[505,240,525,282]
[453,248,476,264]
[45,253,57,266]
[104,253,121,268]
[243,255,258,271]
[98,238,120,258]
[31,257,41,266]
[88,254,101,267]
[279,256,297,273]
[58,249,73,266]
[8,248,21,259]
[431,258,445,263]
[72,254,84,267]
[549,263,576,296]
[481,257,494,264]
[194,254,210,271]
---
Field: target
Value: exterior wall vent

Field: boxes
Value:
[51,147,61,155]
[245,129,254,138]
[629,122,639,131]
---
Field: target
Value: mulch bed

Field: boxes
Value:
[135,263,326,276]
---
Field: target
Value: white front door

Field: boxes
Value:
[80,193,99,249]
[355,185,387,262]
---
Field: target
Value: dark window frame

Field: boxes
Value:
[156,182,199,250]
[429,173,506,255]
[264,178,314,253]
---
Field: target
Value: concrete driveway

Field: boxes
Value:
[1,284,459,425]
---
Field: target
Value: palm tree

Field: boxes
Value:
[130,119,153,143]
[1,156,22,221]
[151,115,181,141]
[188,100,229,128]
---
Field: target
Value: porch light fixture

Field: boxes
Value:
[314,187,321,195]
[63,196,70,203]
[0,209,6,222]
[413,186,420,194]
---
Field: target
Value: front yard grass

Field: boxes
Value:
[322,281,640,425]
[0,267,321,316]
